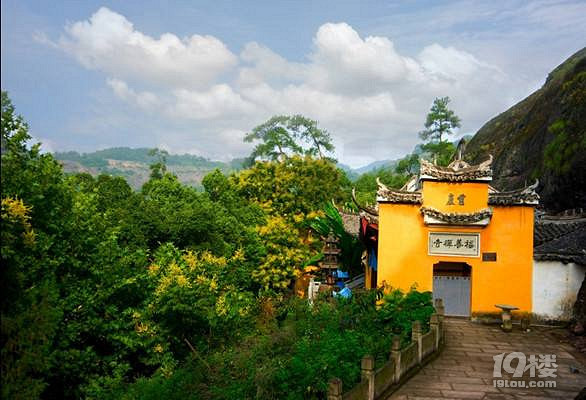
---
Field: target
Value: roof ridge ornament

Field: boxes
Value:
[352,188,379,216]
[488,180,539,206]
[376,180,423,204]
[419,155,493,182]
[420,206,493,226]
[400,175,418,192]
[376,177,389,192]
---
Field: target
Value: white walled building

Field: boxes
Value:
[533,215,586,320]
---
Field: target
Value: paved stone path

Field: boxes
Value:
[389,318,586,399]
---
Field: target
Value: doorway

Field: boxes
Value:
[433,262,471,317]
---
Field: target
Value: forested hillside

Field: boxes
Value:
[465,48,586,212]
[55,148,246,189]
[54,147,401,189]
[1,92,432,399]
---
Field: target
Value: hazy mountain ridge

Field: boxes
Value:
[55,147,245,189]
[54,147,388,188]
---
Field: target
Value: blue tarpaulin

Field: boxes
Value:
[334,270,349,279]
[369,248,377,271]
[333,287,352,299]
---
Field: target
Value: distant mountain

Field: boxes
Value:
[354,159,398,174]
[334,163,357,180]
[56,146,406,188]
[465,48,586,212]
[54,147,240,190]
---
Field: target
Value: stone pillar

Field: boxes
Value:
[521,317,530,332]
[327,378,343,400]
[430,313,440,350]
[361,355,375,400]
[434,298,445,322]
[391,335,401,383]
[501,310,513,332]
[435,298,445,343]
[412,320,423,363]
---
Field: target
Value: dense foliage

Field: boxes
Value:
[1,91,434,399]
[95,289,433,400]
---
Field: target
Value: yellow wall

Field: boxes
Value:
[422,181,489,213]
[377,180,534,313]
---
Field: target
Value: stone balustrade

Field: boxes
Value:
[328,299,445,400]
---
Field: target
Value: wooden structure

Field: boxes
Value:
[320,231,341,285]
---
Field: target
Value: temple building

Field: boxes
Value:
[358,155,543,317]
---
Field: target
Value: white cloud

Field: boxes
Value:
[47,8,524,167]
[307,22,424,94]
[171,85,257,120]
[418,44,504,81]
[58,7,237,89]
[107,78,160,109]
[239,42,308,86]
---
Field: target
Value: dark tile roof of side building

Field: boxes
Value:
[534,213,586,264]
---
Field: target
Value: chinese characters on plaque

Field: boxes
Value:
[428,232,480,257]
[447,193,466,205]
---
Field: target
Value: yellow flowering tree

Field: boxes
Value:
[252,216,314,291]
[139,244,256,361]
[233,155,350,223]
[233,156,348,292]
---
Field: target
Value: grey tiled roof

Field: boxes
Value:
[534,218,586,264]
[340,212,360,237]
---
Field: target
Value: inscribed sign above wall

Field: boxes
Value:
[428,232,480,257]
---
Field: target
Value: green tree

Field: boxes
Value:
[148,148,169,180]
[420,141,457,167]
[245,115,334,161]
[395,153,420,175]
[419,97,461,143]
[289,114,335,159]
[1,91,69,399]
[352,167,409,205]
[233,155,349,221]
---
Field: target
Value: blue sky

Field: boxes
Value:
[2,1,585,167]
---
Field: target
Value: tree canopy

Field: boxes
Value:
[418,97,461,143]
[244,115,335,161]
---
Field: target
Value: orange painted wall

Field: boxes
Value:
[377,180,534,313]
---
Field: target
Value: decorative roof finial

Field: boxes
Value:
[352,188,379,216]
[455,138,467,161]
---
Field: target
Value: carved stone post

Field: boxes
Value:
[521,317,530,332]
[391,335,401,383]
[327,378,343,400]
[501,310,513,332]
[434,298,445,322]
[361,355,375,400]
[412,320,423,363]
[430,313,440,350]
[434,298,445,343]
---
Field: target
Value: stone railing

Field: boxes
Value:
[328,299,445,400]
